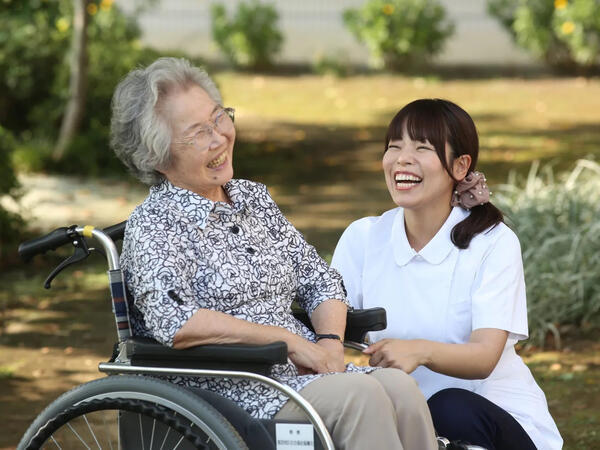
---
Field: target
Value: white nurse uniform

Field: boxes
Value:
[332,206,562,450]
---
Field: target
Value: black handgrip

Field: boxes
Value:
[102,221,126,243]
[345,307,387,343]
[18,227,72,262]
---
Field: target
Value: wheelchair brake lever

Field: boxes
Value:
[44,228,91,289]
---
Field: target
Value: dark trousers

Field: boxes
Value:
[428,388,537,450]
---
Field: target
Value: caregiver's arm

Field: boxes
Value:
[364,328,508,379]
[174,308,342,374]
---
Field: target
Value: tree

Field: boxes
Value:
[53,0,89,160]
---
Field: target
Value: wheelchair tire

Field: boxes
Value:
[18,375,248,450]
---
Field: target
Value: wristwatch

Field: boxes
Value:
[315,333,342,342]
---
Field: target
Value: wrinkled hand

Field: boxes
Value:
[288,336,346,375]
[316,338,345,373]
[363,339,429,374]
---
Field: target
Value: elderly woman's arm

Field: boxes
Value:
[173,307,343,374]
[258,184,349,371]
[310,299,347,371]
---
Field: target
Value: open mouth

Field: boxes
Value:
[207,152,227,169]
[394,173,422,189]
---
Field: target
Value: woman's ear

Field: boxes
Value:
[453,154,472,180]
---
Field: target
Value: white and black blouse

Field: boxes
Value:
[120,179,374,418]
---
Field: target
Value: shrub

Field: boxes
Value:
[1,0,170,176]
[343,0,454,70]
[312,53,352,77]
[0,127,25,263]
[211,1,283,70]
[487,0,600,71]
[495,160,600,347]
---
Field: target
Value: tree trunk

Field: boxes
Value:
[53,0,89,161]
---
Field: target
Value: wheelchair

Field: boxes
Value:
[17,222,387,450]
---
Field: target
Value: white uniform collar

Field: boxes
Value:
[392,206,469,266]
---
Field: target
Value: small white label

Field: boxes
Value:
[275,423,315,450]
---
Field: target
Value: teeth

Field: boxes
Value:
[395,174,422,182]
[207,152,226,168]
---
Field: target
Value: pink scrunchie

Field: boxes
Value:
[450,171,490,210]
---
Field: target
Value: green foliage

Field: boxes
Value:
[496,160,600,347]
[0,126,25,260]
[211,1,283,70]
[342,0,454,70]
[487,0,600,70]
[312,54,352,77]
[0,0,70,133]
[0,0,167,175]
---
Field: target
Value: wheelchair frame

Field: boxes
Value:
[17,223,387,450]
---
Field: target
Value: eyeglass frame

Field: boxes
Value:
[173,106,235,149]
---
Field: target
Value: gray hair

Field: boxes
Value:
[110,57,223,185]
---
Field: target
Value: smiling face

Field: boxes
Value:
[383,123,458,212]
[160,84,235,200]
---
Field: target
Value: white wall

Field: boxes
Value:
[122,0,536,66]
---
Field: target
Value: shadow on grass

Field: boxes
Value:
[234,116,598,190]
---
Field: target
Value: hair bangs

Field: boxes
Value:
[385,99,451,172]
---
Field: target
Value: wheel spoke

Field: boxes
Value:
[102,413,114,450]
[158,426,171,450]
[172,436,185,450]
[83,414,102,449]
[138,413,145,450]
[50,435,63,449]
[149,419,156,450]
[67,422,92,449]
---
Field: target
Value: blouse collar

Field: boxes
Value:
[392,206,469,266]
[150,179,248,229]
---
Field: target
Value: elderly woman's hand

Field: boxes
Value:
[316,338,345,372]
[288,335,346,375]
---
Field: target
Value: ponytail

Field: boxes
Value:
[451,203,504,249]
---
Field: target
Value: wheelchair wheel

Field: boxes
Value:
[18,375,248,450]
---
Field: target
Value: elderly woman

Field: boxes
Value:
[110,57,437,450]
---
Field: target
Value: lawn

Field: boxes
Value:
[2,73,599,449]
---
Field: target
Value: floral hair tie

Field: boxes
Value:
[450,171,491,210]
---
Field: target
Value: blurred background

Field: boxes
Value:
[0,0,599,448]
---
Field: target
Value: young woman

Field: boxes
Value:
[331,99,562,450]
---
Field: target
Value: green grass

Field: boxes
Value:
[4,73,600,448]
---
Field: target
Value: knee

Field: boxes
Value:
[372,368,425,410]
[428,388,478,434]
[333,374,394,417]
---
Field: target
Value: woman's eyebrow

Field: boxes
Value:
[182,105,221,135]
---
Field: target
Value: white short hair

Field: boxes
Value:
[110,57,223,185]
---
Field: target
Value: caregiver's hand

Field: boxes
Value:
[364,339,430,373]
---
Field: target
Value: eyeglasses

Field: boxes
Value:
[175,106,235,150]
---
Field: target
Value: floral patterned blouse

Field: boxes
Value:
[121,179,374,418]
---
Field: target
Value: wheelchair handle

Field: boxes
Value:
[18,226,73,262]
[19,225,122,271]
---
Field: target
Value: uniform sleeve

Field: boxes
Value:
[471,228,529,341]
[257,184,349,316]
[122,207,201,347]
[331,219,371,310]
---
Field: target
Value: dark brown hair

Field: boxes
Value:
[384,98,503,249]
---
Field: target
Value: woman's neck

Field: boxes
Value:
[168,177,230,203]
[404,203,453,252]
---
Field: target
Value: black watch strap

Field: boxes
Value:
[315,333,342,342]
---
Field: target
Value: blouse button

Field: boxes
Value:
[230,225,240,234]
[246,247,256,255]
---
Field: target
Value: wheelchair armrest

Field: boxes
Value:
[345,307,386,343]
[292,307,387,344]
[124,336,288,376]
